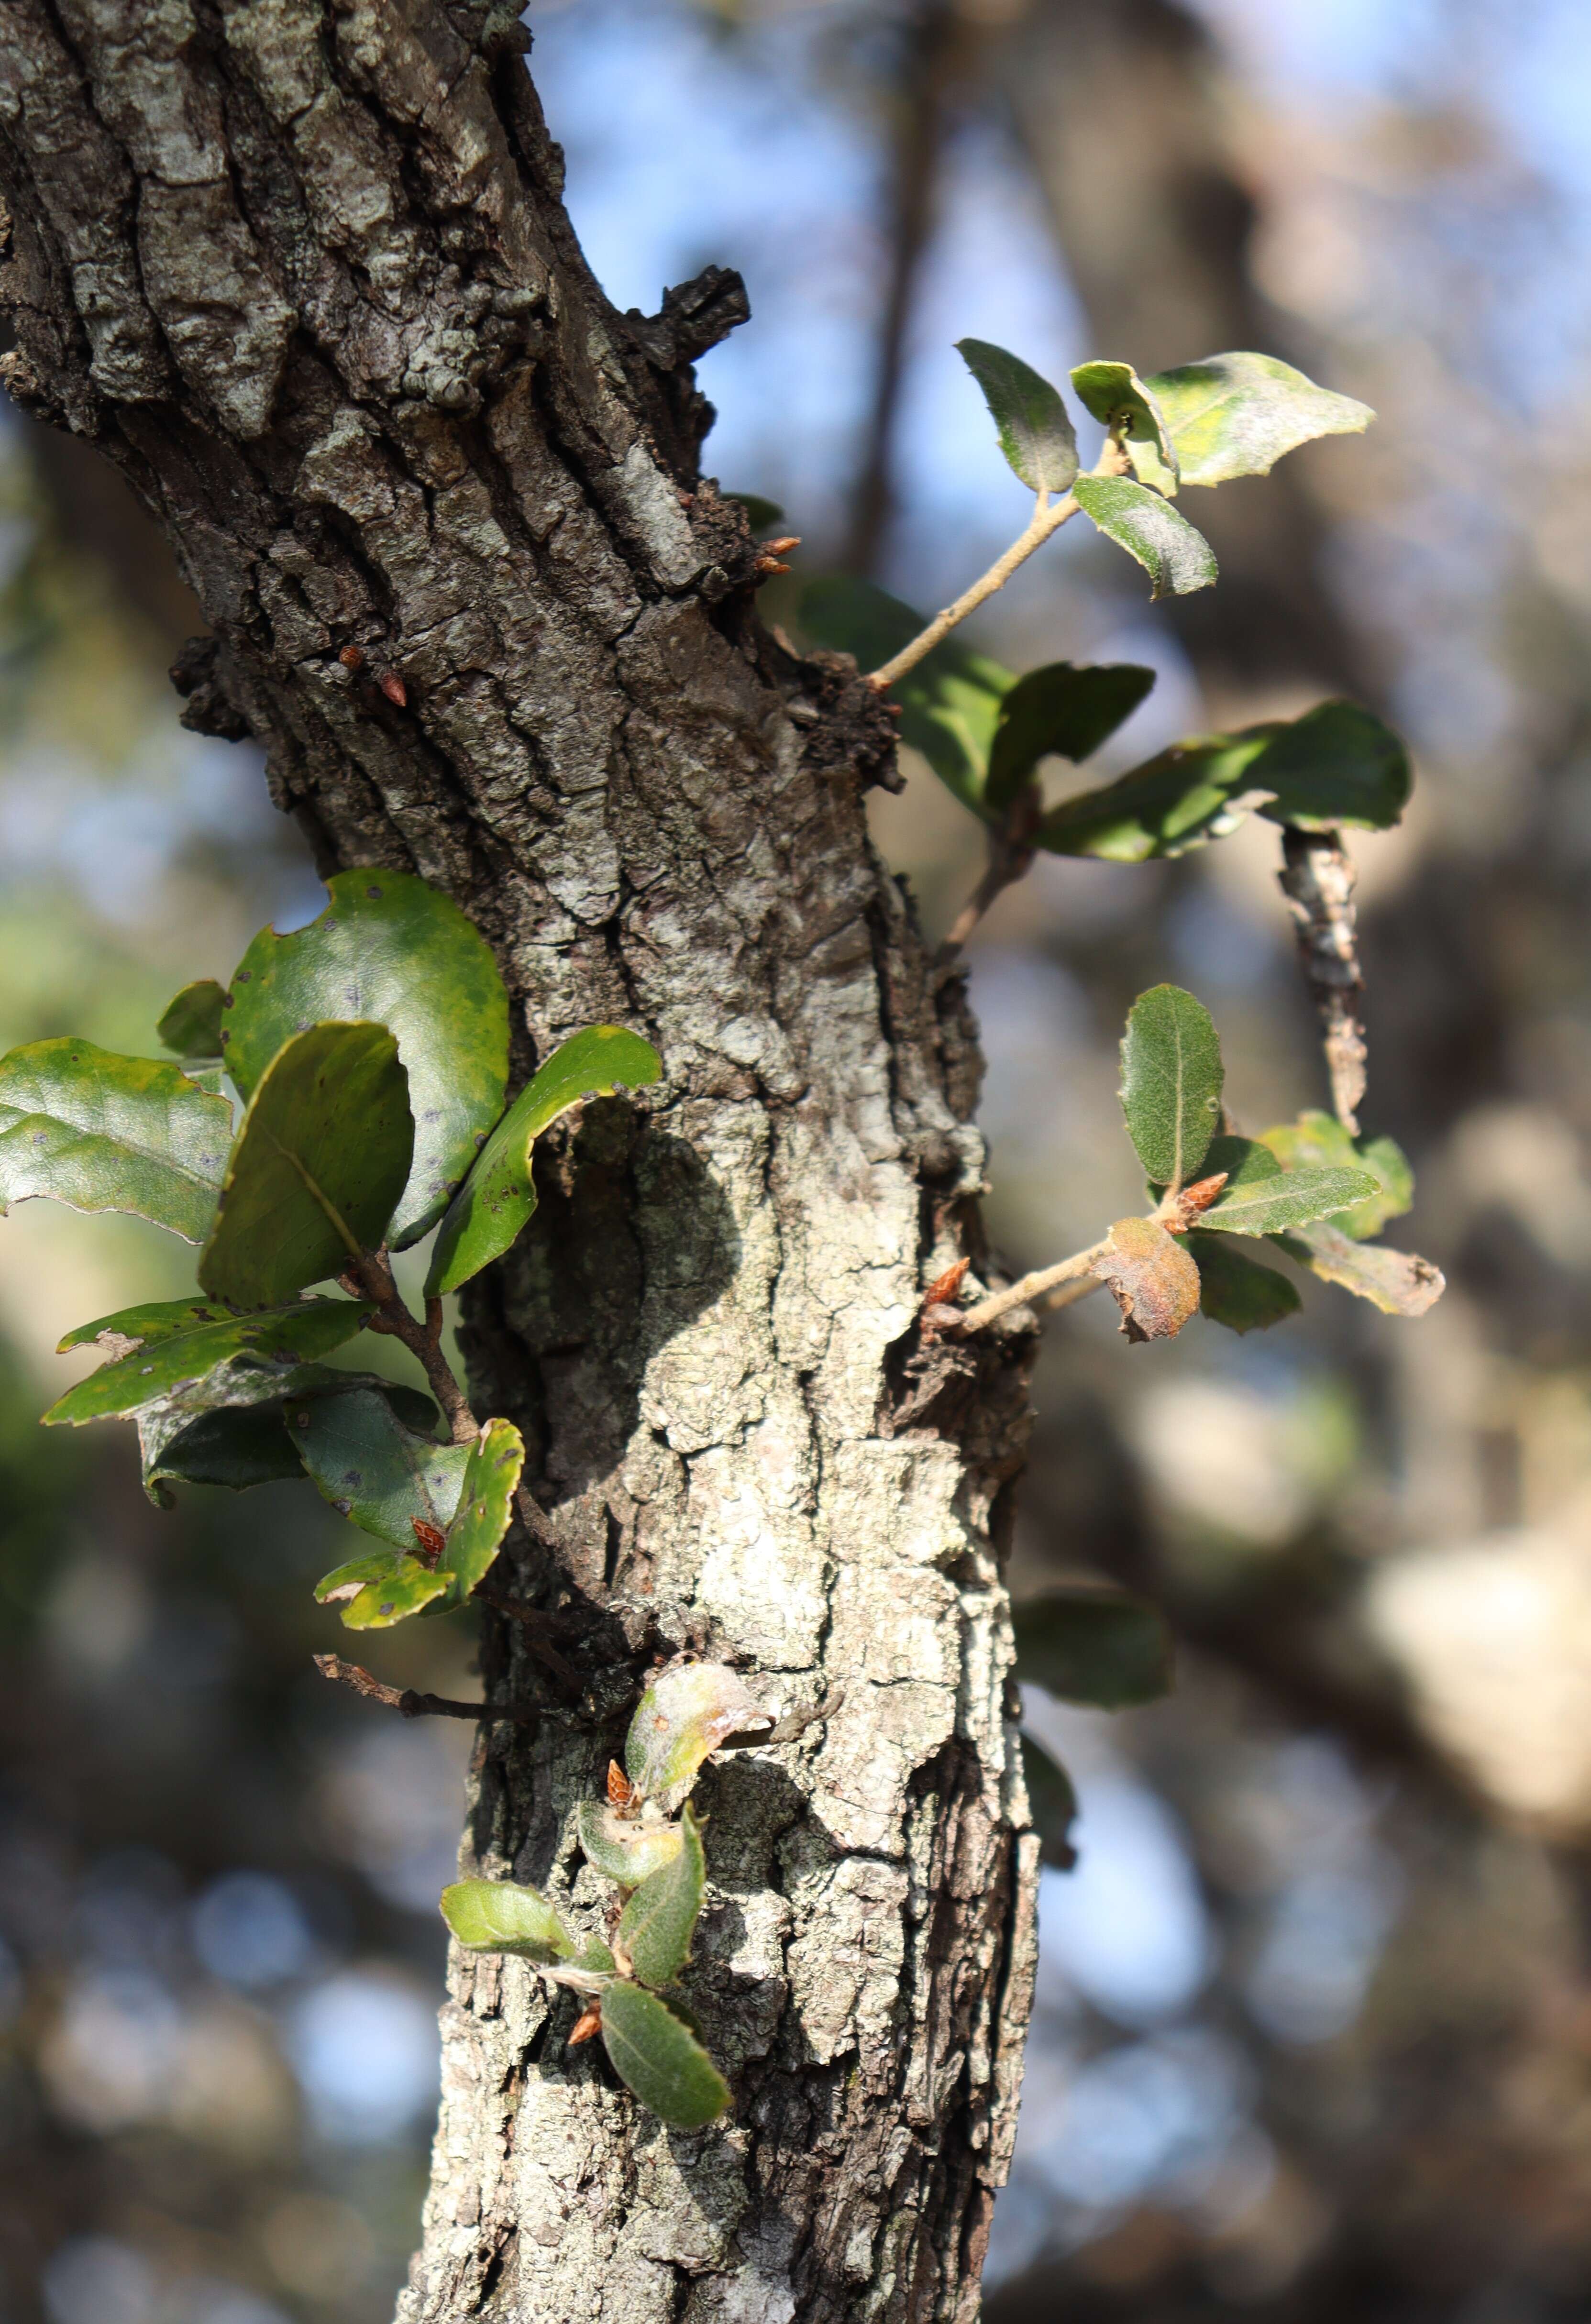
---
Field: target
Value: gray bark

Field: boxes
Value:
[0,5,1040,2318]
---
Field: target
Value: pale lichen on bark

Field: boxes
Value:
[0,3,1042,2315]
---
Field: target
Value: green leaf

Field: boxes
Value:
[199,1023,414,1307]
[1012,1588,1173,1708]
[1259,1111,1414,1238]
[140,1375,439,1504]
[1253,701,1411,833]
[984,661,1156,815]
[314,1545,449,1628]
[1020,1732,1078,1872]
[288,1384,470,1548]
[1073,474,1217,599]
[1090,1214,1201,1342]
[1271,1223,1444,1317]
[439,1877,576,1963]
[725,493,784,533]
[599,1980,730,2128]
[1070,361,1179,495]
[0,1038,231,1244]
[800,576,1013,816]
[435,1417,525,1607]
[956,338,1079,493]
[1185,1232,1302,1333]
[224,871,509,1249]
[576,1801,685,1892]
[1143,351,1373,488]
[625,1661,767,1813]
[1036,728,1276,863]
[57,1295,242,1357]
[1197,1164,1379,1237]
[156,980,227,1060]
[1119,985,1224,1190]
[427,1027,662,1298]
[617,1804,707,1988]
[43,1296,373,1426]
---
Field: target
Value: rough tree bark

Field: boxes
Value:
[0,6,1041,2318]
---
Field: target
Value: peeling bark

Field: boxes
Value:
[0,6,1040,2316]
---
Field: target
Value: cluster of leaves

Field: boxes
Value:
[442,1661,771,2127]
[1083,982,1442,1342]
[0,871,660,1626]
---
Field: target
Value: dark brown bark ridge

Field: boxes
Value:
[0,5,1040,2317]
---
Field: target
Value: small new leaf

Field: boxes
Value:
[1073,474,1217,598]
[1020,1731,1078,1871]
[616,1805,707,1988]
[1013,1588,1174,1708]
[156,980,228,1060]
[1260,1111,1414,1239]
[1197,1164,1379,1237]
[289,1385,471,1550]
[598,1981,730,2129]
[44,1297,373,1426]
[427,1027,662,1298]
[576,1801,685,1891]
[984,661,1156,815]
[1143,351,1373,488]
[956,338,1079,493]
[1119,985,1223,1190]
[435,1417,525,1606]
[1070,360,1179,495]
[225,872,509,1249]
[439,1878,576,1963]
[1272,1223,1444,1317]
[313,1546,449,1628]
[1090,1215,1201,1342]
[0,1039,231,1244]
[199,1022,414,1307]
[625,1662,768,1812]
[1185,1232,1302,1333]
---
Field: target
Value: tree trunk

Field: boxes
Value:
[0,6,1040,2316]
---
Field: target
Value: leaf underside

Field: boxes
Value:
[1144,351,1373,488]
[617,1805,707,1989]
[957,337,1080,493]
[1073,474,1217,599]
[1090,1215,1201,1341]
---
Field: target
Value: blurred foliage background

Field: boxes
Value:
[3,2,1591,2320]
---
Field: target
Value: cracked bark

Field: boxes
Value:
[0,4,1041,2319]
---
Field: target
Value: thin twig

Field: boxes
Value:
[1277,827,1368,1133]
[867,491,1078,691]
[955,1241,1107,1335]
[1038,1272,1104,1316]
[936,789,1043,967]
[313,1652,539,1726]
[342,1257,479,1444]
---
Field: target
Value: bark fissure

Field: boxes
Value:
[0,6,1041,2316]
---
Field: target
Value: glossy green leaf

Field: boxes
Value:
[1070,361,1179,495]
[0,1038,231,1244]
[576,1801,685,1892]
[314,1545,449,1627]
[1036,728,1276,862]
[1271,1223,1444,1317]
[984,661,1157,815]
[439,1877,575,1963]
[617,1805,707,1988]
[1253,701,1411,833]
[1019,1732,1078,1871]
[224,872,509,1248]
[625,1661,767,1813]
[427,1027,662,1298]
[139,1374,438,1504]
[435,1417,525,1607]
[725,493,784,533]
[43,1297,372,1426]
[1119,985,1223,1190]
[956,338,1079,493]
[1073,474,1218,599]
[1185,1232,1302,1333]
[156,980,227,1060]
[800,576,1013,816]
[1197,1164,1379,1237]
[57,1295,240,1357]
[199,1023,414,1306]
[288,1384,470,1548]
[1143,351,1373,488]
[1012,1588,1173,1709]
[1259,1111,1414,1239]
[599,1980,730,2129]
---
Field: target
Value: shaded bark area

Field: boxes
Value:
[0,3,1040,2318]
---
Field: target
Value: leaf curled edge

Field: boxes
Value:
[1090,1216,1201,1342]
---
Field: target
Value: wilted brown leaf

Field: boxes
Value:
[1090,1215,1201,1342]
